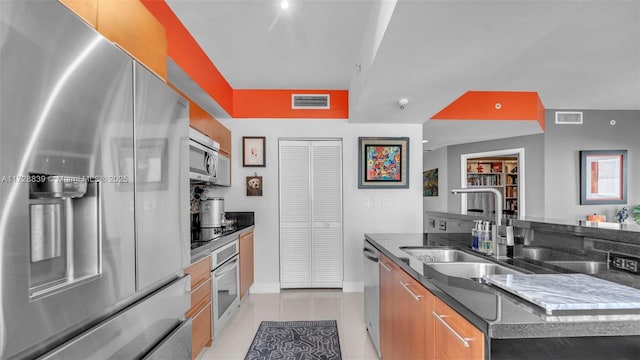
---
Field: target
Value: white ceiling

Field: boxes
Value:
[167,0,640,150]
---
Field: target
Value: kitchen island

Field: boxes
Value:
[365,232,640,359]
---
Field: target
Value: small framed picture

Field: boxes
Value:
[246,175,263,196]
[243,136,266,167]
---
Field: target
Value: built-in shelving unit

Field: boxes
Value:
[466,157,519,215]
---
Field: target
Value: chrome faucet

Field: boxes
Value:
[451,187,514,259]
[451,187,502,226]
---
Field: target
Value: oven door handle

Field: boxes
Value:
[214,256,238,279]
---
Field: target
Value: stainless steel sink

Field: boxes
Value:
[544,261,609,274]
[521,247,586,262]
[400,247,488,263]
[426,262,524,278]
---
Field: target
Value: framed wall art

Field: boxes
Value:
[423,168,438,196]
[246,175,263,196]
[580,150,627,205]
[243,136,266,167]
[358,137,409,189]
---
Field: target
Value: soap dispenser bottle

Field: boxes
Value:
[482,221,493,255]
[471,220,480,251]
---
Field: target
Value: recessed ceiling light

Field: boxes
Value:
[280,0,289,10]
[422,140,429,143]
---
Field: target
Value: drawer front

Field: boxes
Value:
[189,279,211,314]
[185,255,211,289]
[191,302,212,360]
[433,299,484,360]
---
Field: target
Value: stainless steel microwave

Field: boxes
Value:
[189,127,219,183]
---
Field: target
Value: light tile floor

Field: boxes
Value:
[198,289,380,360]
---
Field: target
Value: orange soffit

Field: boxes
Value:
[233,90,349,119]
[431,91,545,131]
[141,0,234,115]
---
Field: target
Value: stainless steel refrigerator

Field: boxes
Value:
[0,1,191,359]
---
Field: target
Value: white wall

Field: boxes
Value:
[207,119,423,293]
[422,147,448,228]
[544,109,640,221]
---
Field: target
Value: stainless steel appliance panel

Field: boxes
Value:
[41,276,190,360]
[363,240,381,358]
[212,255,240,337]
[210,239,240,337]
[215,152,231,187]
[143,318,192,360]
[134,62,190,291]
[1,2,136,358]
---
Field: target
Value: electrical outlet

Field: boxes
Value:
[609,252,640,274]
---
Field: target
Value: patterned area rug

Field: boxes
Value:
[245,320,342,360]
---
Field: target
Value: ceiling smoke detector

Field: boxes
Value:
[398,98,409,110]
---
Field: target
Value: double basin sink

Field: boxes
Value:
[402,246,608,280]
[402,247,523,279]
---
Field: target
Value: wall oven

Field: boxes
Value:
[189,127,219,183]
[211,239,240,337]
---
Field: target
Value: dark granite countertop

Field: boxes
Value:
[190,225,254,263]
[365,233,640,339]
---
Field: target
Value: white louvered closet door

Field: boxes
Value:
[311,140,343,287]
[279,140,311,288]
[279,139,343,289]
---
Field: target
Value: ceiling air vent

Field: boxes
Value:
[291,94,330,109]
[555,111,583,124]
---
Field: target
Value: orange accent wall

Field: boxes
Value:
[141,1,349,119]
[536,94,546,131]
[233,90,348,119]
[432,91,545,131]
[141,0,234,115]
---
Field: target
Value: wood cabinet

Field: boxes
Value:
[239,230,254,300]
[379,254,399,359]
[396,269,434,360]
[433,298,484,360]
[380,254,483,360]
[59,0,168,80]
[184,256,212,360]
[380,254,435,360]
[189,101,232,158]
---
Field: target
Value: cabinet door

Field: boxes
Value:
[189,102,231,157]
[191,302,212,360]
[239,230,254,299]
[97,0,167,79]
[379,254,399,359]
[433,298,484,360]
[396,270,434,360]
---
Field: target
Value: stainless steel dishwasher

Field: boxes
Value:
[363,239,381,358]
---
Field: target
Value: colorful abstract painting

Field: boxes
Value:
[358,137,409,189]
[365,145,401,181]
[423,168,438,196]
